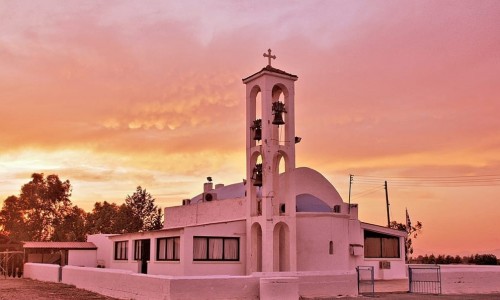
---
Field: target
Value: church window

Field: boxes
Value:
[157,237,180,261]
[364,230,400,258]
[114,241,128,260]
[329,241,334,255]
[193,236,239,261]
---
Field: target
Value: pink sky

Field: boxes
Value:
[1,1,499,256]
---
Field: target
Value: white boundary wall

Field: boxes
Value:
[68,250,97,267]
[60,266,357,299]
[24,263,60,282]
[62,266,259,300]
[441,265,500,294]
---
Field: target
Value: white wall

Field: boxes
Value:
[296,213,350,272]
[164,198,245,229]
[297,271,357,298]
[68,250,97,267]
[361,259,407,280]
[62,266,260,300]
[87,234,115,268]
[61,265,356,299]
[24,263,60,282]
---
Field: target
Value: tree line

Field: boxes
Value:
[0,173,163,243]
[410,253,498,265]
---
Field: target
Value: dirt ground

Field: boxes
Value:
[0,278,117,300]
[2,278,500,299]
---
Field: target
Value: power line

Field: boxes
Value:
[351,174,500,187]
[351,185,385,200]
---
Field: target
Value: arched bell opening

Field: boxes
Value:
[271,84,289,146]
[249,151,263,216]
[272,151,289,215]
[249,85,262,146]
[250,222,263,272]
[273,222,290,272]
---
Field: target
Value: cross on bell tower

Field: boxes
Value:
[263,49,276,66]
[242,50,298,274]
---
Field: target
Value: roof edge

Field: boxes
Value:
[242,65,298,83]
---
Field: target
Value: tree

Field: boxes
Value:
[17,173,73,241]
[0,174,73,241]
[473,254,497,265]
[389,219,423,263]
[124,186,163,232]
[0,195,29,241]
[86,201,122,234]
[52,205,87,242]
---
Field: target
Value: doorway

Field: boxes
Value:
[134,239,151,274]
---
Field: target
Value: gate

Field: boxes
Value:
[0,251,24,278]
[356,266,374,296]
[408,265,441,294]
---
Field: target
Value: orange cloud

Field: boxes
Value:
[1,1,500,255]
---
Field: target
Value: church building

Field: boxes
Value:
[89,50,407,281]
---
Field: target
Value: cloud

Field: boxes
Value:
[1,0,500,255]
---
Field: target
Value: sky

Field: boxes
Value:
[1,0,499,256]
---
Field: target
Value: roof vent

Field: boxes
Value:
[204,192,217,202]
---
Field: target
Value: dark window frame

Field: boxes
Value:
[193,236,240,262]
[156,237,180,261]
[114,241,128,261]
[364,230,400,259]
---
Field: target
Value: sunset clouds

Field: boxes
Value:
[1,1,499,255]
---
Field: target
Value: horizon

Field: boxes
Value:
[1,1,499,257]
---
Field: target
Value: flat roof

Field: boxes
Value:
[361,222,408,238]
[23,242,97,250]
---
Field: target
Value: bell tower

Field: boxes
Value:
[243,49,298,273]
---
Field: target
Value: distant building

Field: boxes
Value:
[89,59,407,280]
[23,241,97,267]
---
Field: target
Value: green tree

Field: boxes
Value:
[473,254,498,265]
[389,219,423,262]
[0,195,29,241]
[17,173,73,241]
[0,174,73,241]
[124,186,163,232]
[86,201,122,234]
[52,205,87,242]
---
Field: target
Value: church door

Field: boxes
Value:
[139,239,150,274]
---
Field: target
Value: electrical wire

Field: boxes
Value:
[351,174,500,187]
[351,185,385,200]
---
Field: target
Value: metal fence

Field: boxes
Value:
[356,266,375,296]
[408,265,441,294]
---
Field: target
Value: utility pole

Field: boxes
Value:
[384,180,391,227]
[348,174,353,214]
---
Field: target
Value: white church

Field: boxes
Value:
[87,51,407,284]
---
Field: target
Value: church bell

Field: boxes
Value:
[251,119,262,141]
[272,101,286,125]
[254,128,262,141]
[252,164,263,187]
